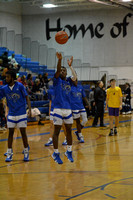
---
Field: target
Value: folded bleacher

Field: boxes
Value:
[0,47,55,79]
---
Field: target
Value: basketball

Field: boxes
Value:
[55,31,68,44]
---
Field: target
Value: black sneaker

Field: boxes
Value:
[114,128,117,135]
[109,131,113,136]
[38,121,44,125]
[100,124,107,127]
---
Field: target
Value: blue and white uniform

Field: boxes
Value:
[0,81,28,128]
[48,88,55,121]
[53,76,73,125]
[71,84,87,126]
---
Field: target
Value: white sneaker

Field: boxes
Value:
[126,111,132,114]
[2,127,7,131]
[122,112,126,115]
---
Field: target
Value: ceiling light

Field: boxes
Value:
[43,4,57,8]
[122,0,132,2]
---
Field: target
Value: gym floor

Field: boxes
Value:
[0,114,133,200]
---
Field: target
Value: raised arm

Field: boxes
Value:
[55,52,62,79]
[67,56,77,81]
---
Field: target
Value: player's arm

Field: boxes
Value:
[83,97,91,109]
[54,52,62,79]
[105,97,108,110]
[119,88,123,110]
[26,95,31,117]
[49,100,52,116]
[67,56,77,81]
[119,97,122,110]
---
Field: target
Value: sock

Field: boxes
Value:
[49,137,52,141]
[7,148,12,154]
[24,147,29,153]
[78,133,83,138]
[54,149,59,154]
[67,145,72,152]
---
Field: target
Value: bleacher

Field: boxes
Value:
[0,47,55,79]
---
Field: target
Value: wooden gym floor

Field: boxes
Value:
[0,114,133,200]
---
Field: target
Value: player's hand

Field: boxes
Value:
[67,56,73,67]
[28,110,32,118]
[56,52,62,60]
[105,106,108,111]
[119,105,122,110]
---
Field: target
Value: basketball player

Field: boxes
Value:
[52,52,77,164]
[0,70,31,162]
[105,79,122,136]
[71,79,89,143]
[44,86,67,146]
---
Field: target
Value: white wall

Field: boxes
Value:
[22,9,133,69]
[0,2,22,34]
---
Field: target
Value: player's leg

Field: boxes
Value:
[114,108,120,135]
[108,107,114,136]
[45,119,54,146]
[52,109,63,164]
[52,125,63,164]
[20,127,29,161]
[64,123,74,162]
[62,123,67,145]
[72,110,81,141]
[53,125,62,149]
[17,114,29,161]
[63,109,74,162]
[78,110,88,142]
[109,116,114,136]
[5,128,14,162]
[5,115,16,161]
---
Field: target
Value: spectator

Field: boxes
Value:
[43,72,51,89]
[0,59,4,78]
[8,54,18,66]
[122,83,131,114]
[0,99,7,131]
[92,81,106,127]
[89,86,95,116]
[32,78,43,100]
[27,74,34,91]
[18,75,27,87]
[38,74,45,88]
[1,51,10,68]
[8,54,21,73]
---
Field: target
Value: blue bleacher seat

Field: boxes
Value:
[31,100,49,108]
[38,107,49,114]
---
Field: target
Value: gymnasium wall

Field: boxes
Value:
[22,9,133,80]
[0,2,22,53]
[0,2,22,34]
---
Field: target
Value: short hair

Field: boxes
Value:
[110,79,116,83]
[61,66,66,70]
[97,81,102,86]
[6,70,16,80]
[125,82,130,87]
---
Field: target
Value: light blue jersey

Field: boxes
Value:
[0,81,28,116]
[71,84,86,110]
[53,76,71,109]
